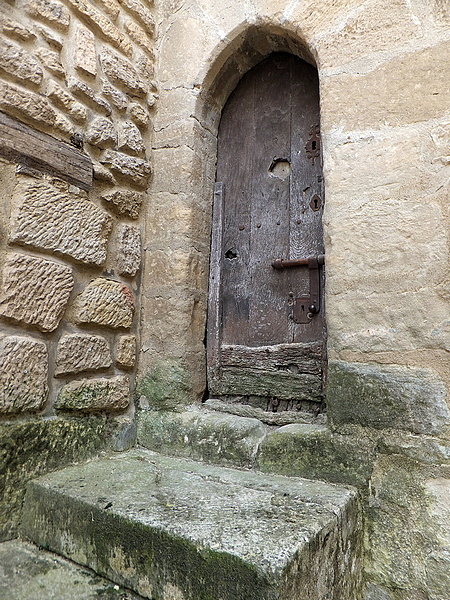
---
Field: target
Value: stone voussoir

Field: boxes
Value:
[21,449,363,600]
[55,375,129,412]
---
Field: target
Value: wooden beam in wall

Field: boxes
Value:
[0,111,92,190]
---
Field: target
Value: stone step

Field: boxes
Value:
[21,449,363,600]
[0,540,145,600]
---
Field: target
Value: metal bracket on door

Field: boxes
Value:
[272,254,325,324]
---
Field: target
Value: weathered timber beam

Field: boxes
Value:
[0,111,92,190]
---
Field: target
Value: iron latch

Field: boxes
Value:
[272,254,324,324]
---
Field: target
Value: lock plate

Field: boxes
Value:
[293,296,315,324]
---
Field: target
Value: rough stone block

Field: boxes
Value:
[0,81,56,128]
[65,0,131,56]
[72,278,134,328]
[257,423,376,488]
[21,450,363,600]
[55,333,112,375]
[55,376,129,412]
[100,150,151,188]
[47,81,87,123]
[102,82,128,111]
[36,24,63,48]
[115,334,136,369]
[100,189,143,218]
[0,252,73,332]
[35,47,65,78]
[24,0,70,30]
[129,103,150,128]
[117,121,145,155]
[137,408,266,468]
[2,19,37,42]
[0,335,48,415]
[0,39,43,86]
[67,78,112,115]
[75,24,97,76]
[119,0,155,34]
[85,117,117,148]
[327,361,450,435]
[9,178,112,266]
[100,49,147,98]
[116,224,141,277]
[124,18,154,57]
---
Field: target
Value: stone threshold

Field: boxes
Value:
[21,448,363,600]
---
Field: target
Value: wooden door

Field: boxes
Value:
[207,53,326,413]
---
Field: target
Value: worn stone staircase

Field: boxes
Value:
[18,407,364,600]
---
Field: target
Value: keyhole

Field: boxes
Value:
[310,194,322,212]
[312,141,317,150]
[225,248,237,260]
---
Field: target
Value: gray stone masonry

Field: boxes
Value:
[21,449,363,600]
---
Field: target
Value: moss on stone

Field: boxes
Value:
[0,417,123,541]
[136,360,191,410]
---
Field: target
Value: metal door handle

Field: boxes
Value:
[271,255,325,269]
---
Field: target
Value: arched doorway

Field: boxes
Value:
[207,52,326,413]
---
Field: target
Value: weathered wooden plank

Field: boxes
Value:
[250,54,292,345]
[0,111,92,190]
[221,343,322,374]
[206,182,225,375]
[212,367,323,402]
[204,398,327,425]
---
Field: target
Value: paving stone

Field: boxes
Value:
[101,189,144,218]
[117,223,141,276]
[0,38,43,86]
[0,82,56,128]
[100,48,148,98]
[0,253,73,332]
[55,333,112,376]
[0,540,144,599]
[24,0,70,30]
[55,375,129,412]
[0,335,48,415]
[9,178,112,266]
[22,449,363,600]
[115,334,136,369]
[72,278,134,328]
[100,150,151,188]
[74,24,97,76]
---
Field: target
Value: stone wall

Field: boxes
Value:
[0,0,155,539]
[139,1,450,599]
